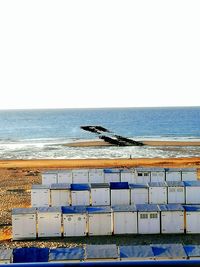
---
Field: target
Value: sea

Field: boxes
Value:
[0,107,200,159]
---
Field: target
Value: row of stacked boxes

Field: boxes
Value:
[11,204,200,240]
[32,181,200,207]
[41,168,197,185]
[3,244,200,263]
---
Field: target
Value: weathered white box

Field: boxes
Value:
[165,168,182,182]
[134,168,151,184]
[31,184,50,207]
[112,205,137,234]
[129,184,149,204]
[57,170,73,184]
[85,245,118,262]
[88,169,104,183]
[159,204,184,234]
[137,204,160,234]
[72,169,89,184]
[12,208,37,240]
[110,182,130,205]
[50,183,71,206]
[104,169,120,183]
[71,184,90,206]
[184,181,200,204]
[120,169,136,183]
[148,182,167,204]
[167,181,185,204]
[37,207,62,238]
[62,206,87,237]
[41,171,57,185]
[150,168,165,182]
[49,247,84,262]
[119,245,154,261]
[91,183,110,206]
[182,168,197,181]
[0,249,13,264]
[87,206,112,236]
[151,244,187,260]
[184,205,200,233]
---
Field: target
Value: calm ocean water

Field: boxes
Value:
[0,107,200,159]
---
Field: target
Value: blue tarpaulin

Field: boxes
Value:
[70,184,90,191]
[184,245,200,258]
[87,206,111,213]
[49,248,84,261]
[151,244,187,259]
[183,205,200,212]
[136,204,159,212]
[86,245,118,259]
[148,182,167,187]
[50,183,70,189]
[104,169,120,173]
[159,204,184,211]
[129,184,148,189]
[112,205,137,212]
[13,248,49,263]
[184,181,200,187]
[166,181,184,187]
[119,245,154,259]
[62,206,87,214]
[110,182,129,189]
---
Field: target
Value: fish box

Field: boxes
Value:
[31,184,50,207]
[148,182,167,204]
[12,208,37,240]
[72,169,89,183]
[150,168,165,182]
[57,170,73,184]
[134,168,151,184]
[62,206,87,237]
[88,169,104,183]
[112,205,137,234]
[137,204,160,234]
[104,169,120,183]
[167,181,185,204]
[37,207,62,238]
[184,205,200,233]
[120,169,136,183]
[110,182,130,205]
[41,171,57,185]
[71,184,90,206]
[129,183,149,204]
[165,168,182,182]
[87,206,112,236]
[90,183,110,206]
[159,204,184,234]
[50,183,71,206]
[184,181,200,204]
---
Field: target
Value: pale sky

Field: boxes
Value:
[0,0,200,109]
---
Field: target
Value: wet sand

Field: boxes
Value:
[66,140,200,147]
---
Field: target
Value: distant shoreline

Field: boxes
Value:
[65,140,200,147]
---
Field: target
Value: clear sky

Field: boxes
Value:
[0,0,199,109]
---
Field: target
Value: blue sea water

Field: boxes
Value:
[0,107,199,159]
